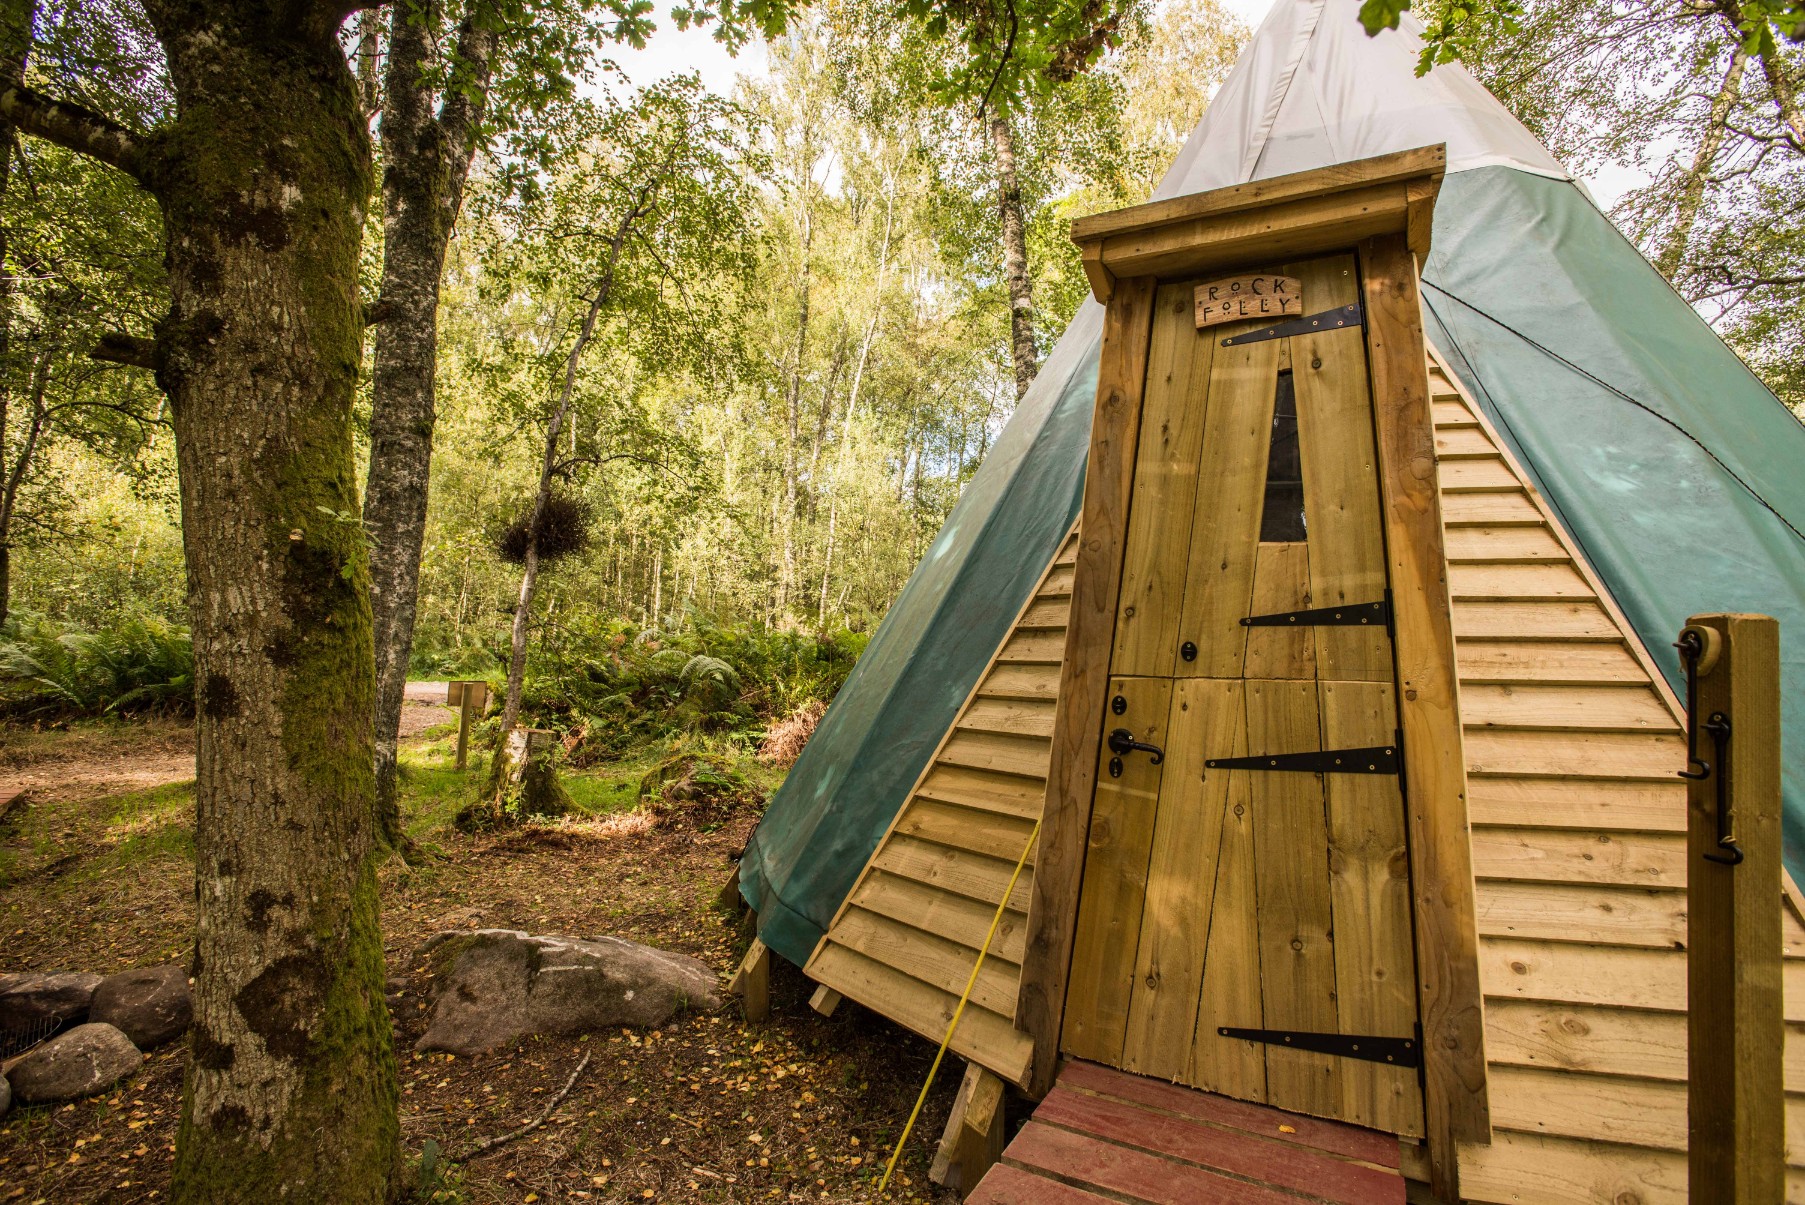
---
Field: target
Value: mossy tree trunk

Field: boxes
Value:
[1,1,400,1197]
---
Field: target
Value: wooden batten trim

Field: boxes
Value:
[1071,147,1446,301]
[1360,234,1491,1195]
[1014,276,1159,1099]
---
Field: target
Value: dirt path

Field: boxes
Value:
[0,696,961,1204]
[0,689,457,806]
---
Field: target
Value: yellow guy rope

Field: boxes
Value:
[877,816,1042,1195]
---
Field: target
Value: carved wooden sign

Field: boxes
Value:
[1194,275,1303,329]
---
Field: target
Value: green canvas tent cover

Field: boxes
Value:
[737,0,1805,971]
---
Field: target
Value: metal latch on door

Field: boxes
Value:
[1105,726,1164,779]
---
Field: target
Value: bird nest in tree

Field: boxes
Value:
[496,493,592,565]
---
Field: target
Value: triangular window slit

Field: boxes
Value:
[1259,368,1305,542]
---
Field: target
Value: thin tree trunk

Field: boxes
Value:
[0,346,51,627]
[0,0,30,630]
[1656,42,1747,278]
[818,174,894,628]
[500,213,634,731]
[989,109,1038,399]
[364,2,494,844]
[779,198,811,621]
[650,545,662,622]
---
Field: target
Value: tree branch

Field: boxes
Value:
[0,82,148,183]
[90,332,158,370]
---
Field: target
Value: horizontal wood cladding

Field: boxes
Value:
[1430,356,1805,1199]
[802,527,1078,1089]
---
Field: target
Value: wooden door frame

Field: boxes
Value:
[1014,145,1490,1199]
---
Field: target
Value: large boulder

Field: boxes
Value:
[90,965,192,1050]
[0,972,103,1032]
[0,1069,10,1118]
[5,1023,141,1104]
[415,929,721,1057]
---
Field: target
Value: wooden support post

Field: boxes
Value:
[1683,613,1782,1203]
[1015,274,1158,1097]
[807,984,842,1017]
[1360,233,1489,1200]
[449,680,488,771]
[715,864,745,914]
[728,938,770,1024]
[929,1061,1006,1196]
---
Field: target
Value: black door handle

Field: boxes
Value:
[1107,728,1165,765]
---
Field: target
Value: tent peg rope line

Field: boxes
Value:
[877,816,1042,1195]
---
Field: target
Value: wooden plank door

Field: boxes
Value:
[1061,253,1426,1138]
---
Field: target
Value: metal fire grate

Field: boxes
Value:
[0,1015,66,1060]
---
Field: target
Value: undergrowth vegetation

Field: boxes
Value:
[0,613,193,717]
[463,616,868,764]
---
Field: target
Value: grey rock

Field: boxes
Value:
[0,1069,10,1117]
[0,972,103,1033]
[416,929,721,1056]
[90,965,192,1050]
[6,1023,141,1103]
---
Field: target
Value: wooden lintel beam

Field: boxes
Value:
[1070,146,1447,303]
[1072,144,1446,244]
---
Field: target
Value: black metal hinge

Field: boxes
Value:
[1220,302,1364,347]
[1204,745,1399,774]
[1241,598,1391,630]
[1217,1026,1421,1068]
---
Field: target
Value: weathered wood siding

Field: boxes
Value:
[801,527,1080,1087]
[1429,353,1805,1204]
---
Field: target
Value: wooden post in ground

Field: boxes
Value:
[729,938,770,1023]
[807,984,842,1017]
[1683,613,1782,1203]
[930,1061,1006,1196]
[448,680,489,771]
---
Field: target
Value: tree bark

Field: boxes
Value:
[778,197,811,622]
[364,0,494,845]
[4,2,402,1195]
[500,218,630,731]
[818,174,894,629]
[0,0,31,630]
[1655,41,1746,278]
[989,108,1037,400]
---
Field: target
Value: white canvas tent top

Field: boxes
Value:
[735,2,1805,1199]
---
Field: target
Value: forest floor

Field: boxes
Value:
[0,697,965,1204]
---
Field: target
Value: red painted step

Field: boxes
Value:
[968,1059,1407,1205]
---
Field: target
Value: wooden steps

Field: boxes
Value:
[968,1060,1407,1204]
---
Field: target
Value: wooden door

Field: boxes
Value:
[1060,253,1426,1138]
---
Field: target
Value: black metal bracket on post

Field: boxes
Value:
[1217,1026,1421,1068]
[1219,302,1364,347]
[1205,745,1399,775]
[1678,625,1741,867]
